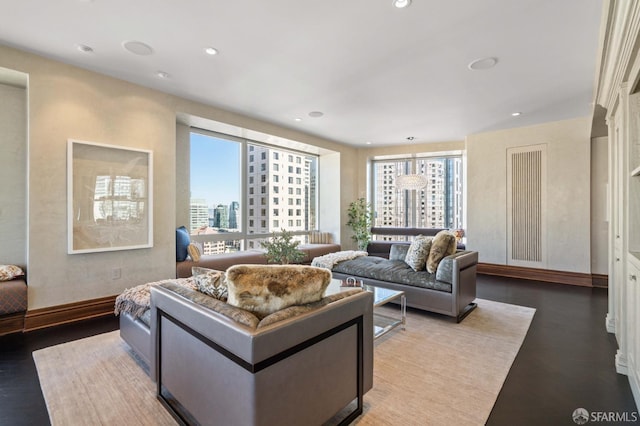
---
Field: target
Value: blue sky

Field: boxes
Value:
[190,133,240,207]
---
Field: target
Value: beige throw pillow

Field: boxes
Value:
[225,264,331,318]
[426,231,457,273]
[187,242,202,262]
[404,236,433,271]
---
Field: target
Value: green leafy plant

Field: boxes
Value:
[260,228,305,264]
[347,198,374,251]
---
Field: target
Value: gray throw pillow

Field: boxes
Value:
[389,244,410,261]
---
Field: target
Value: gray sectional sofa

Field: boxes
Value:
[151,282,373,425]
[119,278,373,425]
[330,244,478,322]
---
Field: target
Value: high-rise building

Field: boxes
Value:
[228,201,240,230]
[213,204,229,229]
[189,198,209,233]
[373,157,463,232]
[246,145,314,236]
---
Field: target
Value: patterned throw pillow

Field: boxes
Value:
[192,267,228,301]
[404,236,433,271]
[426,230,457,273]
[0,265,24,282]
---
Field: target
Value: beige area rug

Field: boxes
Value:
[33,299,534,426]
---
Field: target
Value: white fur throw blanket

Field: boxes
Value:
[114,277,196,319]
[311,250,368,270]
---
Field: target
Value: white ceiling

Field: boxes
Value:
[0,0,603,147]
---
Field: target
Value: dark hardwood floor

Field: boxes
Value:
[0,275,636,426]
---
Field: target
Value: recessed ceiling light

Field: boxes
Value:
[123,40,154,56]
[204,47,219,55]
[294,117,302,122]
[156,71,170,79]
[468,57,498,71]
[366,141,372,145]
[308,111,324,118]
[76,44,94,53]
[393,0,412,8]
[511,112,522,116]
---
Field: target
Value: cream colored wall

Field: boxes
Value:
[3,48,178,309]
[591,136,609,275]
[0,83,27,266]
[0,44,358,309]
[466,117,592,273]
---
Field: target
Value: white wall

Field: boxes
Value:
[0,83,27,266]
[466,117,592,273]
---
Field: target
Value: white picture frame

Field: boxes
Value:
[67,139,153,254]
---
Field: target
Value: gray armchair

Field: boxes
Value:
[150,282,374,426]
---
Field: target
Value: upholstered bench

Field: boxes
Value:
[175,227,342,278]
[0,265,27,336]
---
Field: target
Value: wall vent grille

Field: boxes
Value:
[507,145,547,267]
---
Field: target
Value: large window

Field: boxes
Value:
[189,130,318,253]
[371,154,463,238]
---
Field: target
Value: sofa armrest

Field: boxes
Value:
[436,250,478,287]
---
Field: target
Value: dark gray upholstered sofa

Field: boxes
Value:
[331,244,478,322]
[120,281,373,425]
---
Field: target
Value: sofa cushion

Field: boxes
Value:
[389,244,410,261]
[404,236,433,271]
[332,256,452,292]
[225,264,331,318]
[159,281,260,328]
[192,266,228,301]
[0,265,24,282]
[427,231,457,273]
[176,226,191,262]
[0,279,27,315]
[257,288,363,329]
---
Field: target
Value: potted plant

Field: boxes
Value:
[260,228,305,264]
[347,198,373,251]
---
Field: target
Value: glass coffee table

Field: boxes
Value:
[326,279,406,339]
[365,284,406,339]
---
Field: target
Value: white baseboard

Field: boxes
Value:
[627,358,640,411]
[606,313,616,333]
[616,350,629,375]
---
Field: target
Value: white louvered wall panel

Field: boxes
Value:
[506,144,547,268]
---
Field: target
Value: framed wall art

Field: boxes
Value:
[67,139,153,254]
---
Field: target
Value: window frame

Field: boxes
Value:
[188,127,320,252]
[369,151,464,233]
